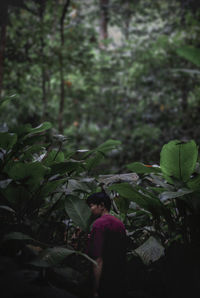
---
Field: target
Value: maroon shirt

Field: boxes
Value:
[88,214,126,259]
[87,214,127,295]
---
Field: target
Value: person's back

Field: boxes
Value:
[86,192,127,298]
[91,214,127,297]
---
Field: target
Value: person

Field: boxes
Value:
[86,191,127,298]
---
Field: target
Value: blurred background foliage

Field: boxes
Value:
[1,0,200,171]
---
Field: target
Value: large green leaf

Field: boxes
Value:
[159,189,193,202]
[65,196,91,232]
[160,140,198,182]
[13,124,32,137]
[4,161,50,185]
[85,152,105,173]
[176,46,200,67]
[187,174,200,191]
[30,246,96,268]
[22,144,45,160]
[114,196,130,214]
[127,162,161,174]
[109,183,166,217]
[97,139,121,152]
[135,236,165,265]
[23,122,52,139]
[50,160,84,175]
[149,174,174,190]
[39,179,67,198]
[43,150,65,166]
[30,247,75,267]
[109,183,150,210]
[3,232,34,242]
[84,139,121,172]
[0,132,17,151]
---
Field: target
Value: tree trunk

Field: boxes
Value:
[99,0,109,49]
[39,0,48,121]
[58,0,70,133]
[124,1,131,40]
[0,3,8,100]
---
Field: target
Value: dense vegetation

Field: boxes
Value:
[1,0,200,297]
[1,0,200,167]
[0,123,200,297]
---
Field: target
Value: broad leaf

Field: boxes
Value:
[85,151,105,173]
[114,196,130,214]
[4,161,50,185]
[148,174,174,190]
[84,139,121,172]
[13,124,32,137]
[39,179,67,198]
[62,179,90,195]
[187,174,200,191]
[23,122,52,139]
[65,196,91,232]
[97,139,121,152]
[3,232,34,242]
[50,160,84,175]
[160,189,193,202]
[43,150,65,166]
[135,236,165,265]
[176,46,200,67]
[30,247,75,267]
[22,144,45,160]
[109,183,165,217]
[160,140,198,182]
[31,246,96,268]
[109,183,150,210]
[127,162,161,174]
[0,132,17,151]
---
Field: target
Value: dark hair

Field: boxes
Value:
[86,192,111,211]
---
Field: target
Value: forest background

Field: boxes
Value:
[1,0,200,173]
[1,1,200,297]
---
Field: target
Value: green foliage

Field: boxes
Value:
[0,121,120,293]
[127,162,161,174]
[1,118,200,295]
[2,0,200,168]
[160,140,198,183]
[84,139,121,173]
[3,231,35,242]
[0,132,17,150]
[108,139,200,249]
[65,195,91,232]
[30,246,96,268]
[176,45,200,67]
[30,247,76,268]
[2,0,200,292]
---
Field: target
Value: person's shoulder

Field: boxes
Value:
[92,215,106,227]
[107,214,124,224]
[92,214,110,230]
[94,214,125,230]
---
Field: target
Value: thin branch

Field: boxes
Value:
[60,0,71,44]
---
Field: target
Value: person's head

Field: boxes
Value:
[86,191,111,218]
